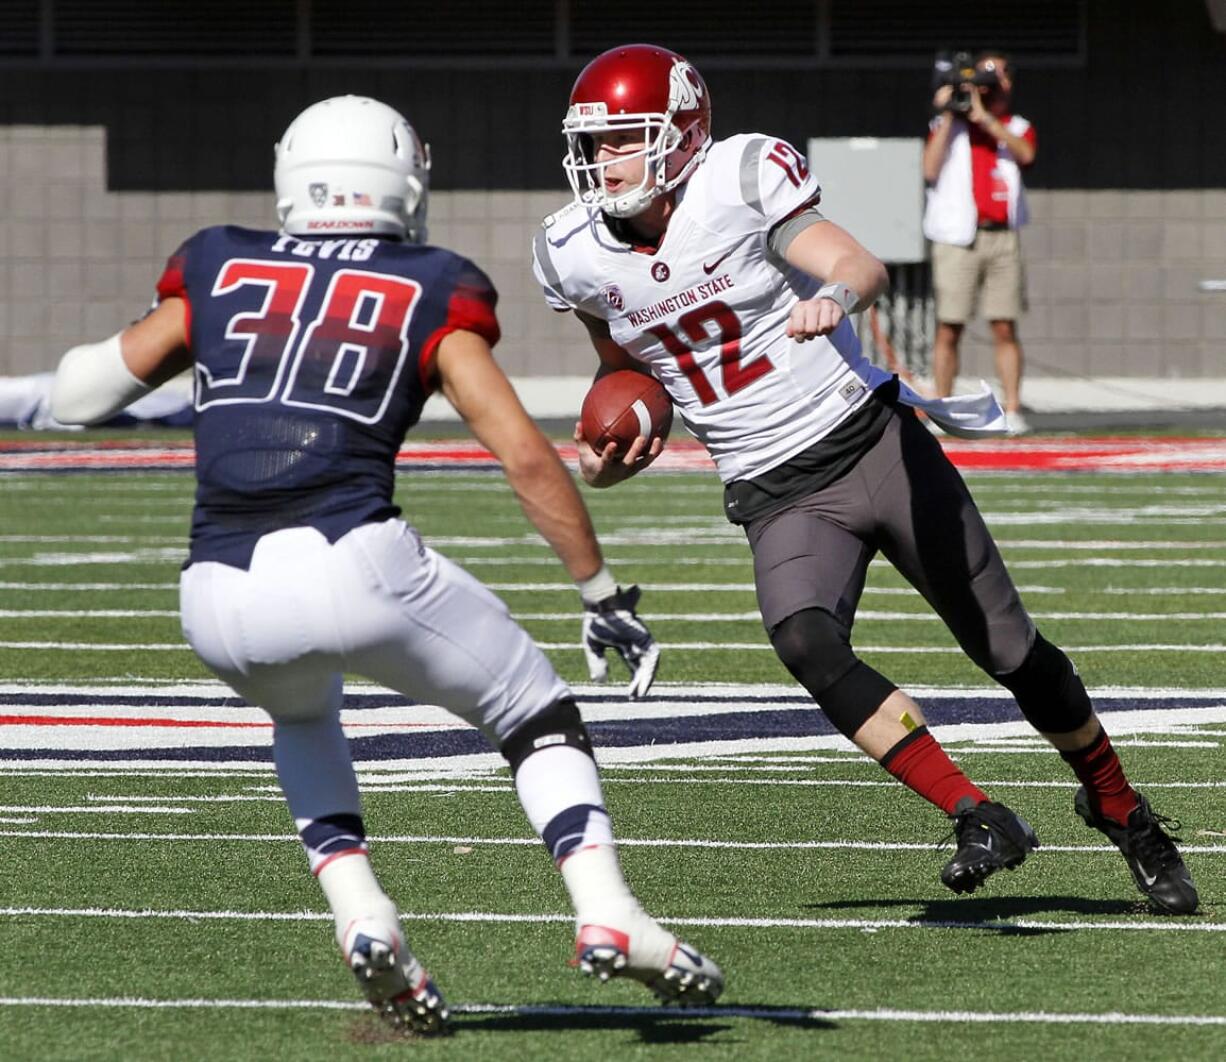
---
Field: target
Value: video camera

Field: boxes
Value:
[932,51,999,114]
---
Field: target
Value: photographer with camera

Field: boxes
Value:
[923,52,1037,434]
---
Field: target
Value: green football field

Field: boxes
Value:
[0,452,1224,1060]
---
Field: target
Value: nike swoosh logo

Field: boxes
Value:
[703,249,734,274]
[1140,868,1160,887]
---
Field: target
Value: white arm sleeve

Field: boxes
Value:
[50,332,152,425]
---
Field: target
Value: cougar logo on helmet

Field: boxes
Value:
[668,62,703,113]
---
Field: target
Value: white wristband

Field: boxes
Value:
[815,282,860,315]
[577,564,618,604]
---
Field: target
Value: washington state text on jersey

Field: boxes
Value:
[625,272,735,328]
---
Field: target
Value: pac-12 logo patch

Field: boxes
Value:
[602,284,625,311]
[651,262,671,283]
[309,182,328,208]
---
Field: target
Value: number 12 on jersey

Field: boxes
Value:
[646,300,774,406]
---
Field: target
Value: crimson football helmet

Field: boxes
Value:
[563,44,712,218]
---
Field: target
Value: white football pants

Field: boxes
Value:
[180,518,572,818]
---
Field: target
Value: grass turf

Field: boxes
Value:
[0,459,1224,1058]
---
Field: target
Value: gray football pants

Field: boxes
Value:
[745,406,1035,676]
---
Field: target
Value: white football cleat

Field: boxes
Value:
[573,918,724,1006]
[343,919,449,1036]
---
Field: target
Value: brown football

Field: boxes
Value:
[579,370,673,455]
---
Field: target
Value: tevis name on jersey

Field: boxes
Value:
[156,225,500,569]
[626,273,735,328]
[533,134,892,483]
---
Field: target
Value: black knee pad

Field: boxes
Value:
[500,698,594,776]
[770,608,898,740]
[994,631,1092,734]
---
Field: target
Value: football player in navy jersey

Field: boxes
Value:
[51,95,721,1035]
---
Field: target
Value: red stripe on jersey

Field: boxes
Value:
[155,254,187,302]
[155,251,194,351]
[418,283,501,392]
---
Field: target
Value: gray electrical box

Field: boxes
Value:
[806,137,926,264]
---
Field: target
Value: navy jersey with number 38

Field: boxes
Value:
[156,226,499,568]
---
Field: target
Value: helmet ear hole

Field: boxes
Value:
[404,175,423,214]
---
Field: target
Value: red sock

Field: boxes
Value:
[880,727,987,815]
[1060,727,1138,826]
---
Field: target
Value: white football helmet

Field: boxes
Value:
[274,95,431,242]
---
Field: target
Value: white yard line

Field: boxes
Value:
[0,830,1222,854]
[6,640,1226,653]
[0,805,193,815]
[1,907,1224,938]
[0,995,1221,1026]
[0,582,178,591]
[481,611,1226,623]
[7,537,1222,553]
[0,610,179,618]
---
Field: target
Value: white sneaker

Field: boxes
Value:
[342,919,450,1036]
[1006,410,1032,435]
[573,914,724,1006]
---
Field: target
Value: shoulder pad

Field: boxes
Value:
[542,200,584,231]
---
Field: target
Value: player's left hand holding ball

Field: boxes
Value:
[580,584,661,699]
[574,424,664,488]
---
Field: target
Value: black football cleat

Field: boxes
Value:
[1074,787,1199,915]
[941,799,1039,895]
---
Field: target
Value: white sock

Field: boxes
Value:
[514,746,648,930]
[316,852,399,952]
[513,744,605,834]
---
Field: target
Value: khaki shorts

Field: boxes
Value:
[932,228,1027,324]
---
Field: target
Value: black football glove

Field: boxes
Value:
[581,584,660,700]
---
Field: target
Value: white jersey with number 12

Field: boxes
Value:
[533,133,891,483]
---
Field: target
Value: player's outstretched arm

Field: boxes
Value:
[436,328,606,581]
[51,298,192,424]
[782,222,889,342]
[436,328,660,697]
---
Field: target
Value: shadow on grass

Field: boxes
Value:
[348,1003,835,1045]
[803,894,1148,933]
[456,1003,836,1041]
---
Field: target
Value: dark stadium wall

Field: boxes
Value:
[0,1,1221,192]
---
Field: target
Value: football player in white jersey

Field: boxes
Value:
[51,94,723,1036]
[533,45,1198,914]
